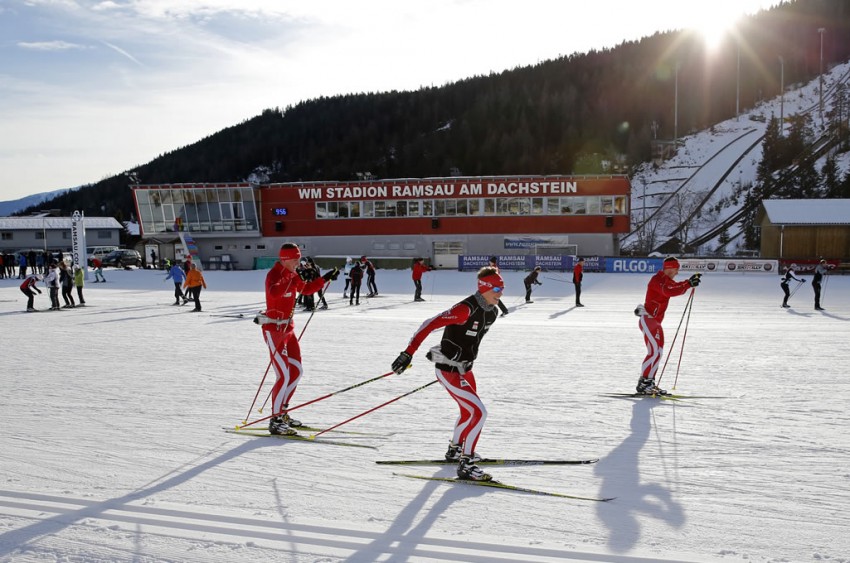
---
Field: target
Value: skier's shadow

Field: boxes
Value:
[341,467,488,562]
[0,439,273,558]
[594,399,685,553]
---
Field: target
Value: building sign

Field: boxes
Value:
[281,176,632,202]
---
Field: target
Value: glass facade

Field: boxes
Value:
[136,186,259,235]
[315,195,627,219]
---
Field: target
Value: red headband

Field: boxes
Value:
[278,246,301,261]
[477,272,504,293]
[664,257,680,269]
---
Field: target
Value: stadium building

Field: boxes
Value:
[132,175,631,269]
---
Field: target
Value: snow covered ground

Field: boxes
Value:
[1,266,848,563]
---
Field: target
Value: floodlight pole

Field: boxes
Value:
[818,28,826,125]
[736,43,741,121]
[779,56,785,133]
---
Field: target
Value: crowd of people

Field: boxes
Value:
[1,250,61,279]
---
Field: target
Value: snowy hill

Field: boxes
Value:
[0,188,71,216]
[625,59,850,255]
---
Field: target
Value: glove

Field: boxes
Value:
[802,279,807,283]
[391,351,413,374]
[688,273,702,287]
[322,267,340,282]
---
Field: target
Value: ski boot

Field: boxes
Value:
[268,417,297,436]
[457,455,491,481]
[636,377,667,395]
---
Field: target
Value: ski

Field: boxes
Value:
[377,458,598,466]
[228,425,389,437]
[224,428,377,449]
[394,473,614,502]
[600,393,730,400]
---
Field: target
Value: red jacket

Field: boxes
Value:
[572,262,583,284]
[643,271,691,323]
[264,262,326,328]
[412,262,429,281]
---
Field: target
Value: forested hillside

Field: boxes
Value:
[17,0,850,220]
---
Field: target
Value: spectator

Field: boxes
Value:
[73,264,86,306]
[183,262,207,312]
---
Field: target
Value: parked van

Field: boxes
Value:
[87,246,119,266]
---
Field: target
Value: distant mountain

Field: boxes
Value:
[0,189,72,216]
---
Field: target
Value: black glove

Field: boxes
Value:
[688,273,702,287]
[391,351,412,374]
[322,267,340,282]
[802,279,807,283]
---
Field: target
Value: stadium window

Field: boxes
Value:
[468,199,480,215]
[338,201,350,218]
[456,199,468,216]
[532,198,544,215]
[362,201,374,217]
[422,200,434,216]
[601,197,614,214]
[614,196,627,214]
[496,199,510,215]
[316,202,327,219]
[484,199,497,216]
[571,197,587,214]
[395,201,408,217]
[350,201,361,218]
[547,198,560,214]
[587,197,601,215]
[444,200,457,216]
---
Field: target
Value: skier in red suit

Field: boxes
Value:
[391,267,504,481]
[262,243,338,435]
[635,257,701,395]
[411,257,432,301]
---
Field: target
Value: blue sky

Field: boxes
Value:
[0,0,778,201]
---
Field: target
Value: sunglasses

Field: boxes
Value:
[492,286,503,293]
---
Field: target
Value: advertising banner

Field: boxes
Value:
[70,211,88,279]
[605,258,664,274]
[779,259,840,274]
[504,236,571,249]
[459,255,573,271]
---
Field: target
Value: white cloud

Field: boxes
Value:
[17,40,88,51]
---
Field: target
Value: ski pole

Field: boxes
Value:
[239,370,397,429]
[542,275,568,283]
[284,371,395,414]
[243,358,273,423]
[788,280,804,298]
[309,379,438,439]
[657,288,695,387]
[672,289,696,390]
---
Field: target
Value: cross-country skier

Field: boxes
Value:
[165,262,188,305]
[411,257,432,301]
[19,273,42,311]
[812,259,828,311]
[780,266,804,308]
[572,257,585,307]
[634,257,701,395]
[390,266,504,481]
[523,266,542,303]
[261,243,339,435]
